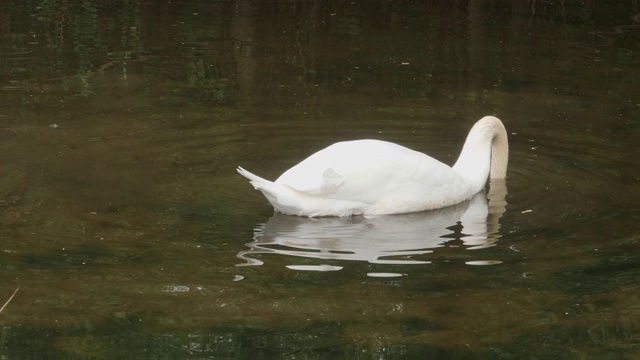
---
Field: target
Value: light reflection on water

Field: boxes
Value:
[238,180,507,271]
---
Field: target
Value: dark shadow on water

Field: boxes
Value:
[0,321,514,360]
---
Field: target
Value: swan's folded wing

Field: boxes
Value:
[320,168,344,192]
[280,167,344,196]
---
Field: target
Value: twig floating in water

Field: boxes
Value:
[0,287,19,314]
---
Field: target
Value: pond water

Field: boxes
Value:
[1,1,640,359]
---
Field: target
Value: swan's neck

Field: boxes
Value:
[452,116,509,193]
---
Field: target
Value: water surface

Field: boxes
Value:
[1,1,640,359]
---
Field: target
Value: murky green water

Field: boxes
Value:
[1,1,640,359]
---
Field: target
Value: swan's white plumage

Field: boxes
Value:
[238,116,508,217]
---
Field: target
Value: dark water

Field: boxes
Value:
[1,1,640,359]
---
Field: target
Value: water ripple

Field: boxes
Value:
[237,180,508,271]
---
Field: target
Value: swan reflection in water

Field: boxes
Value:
[237,180,507,271]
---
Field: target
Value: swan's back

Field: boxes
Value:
[274,140,471,215]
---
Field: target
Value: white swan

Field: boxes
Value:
[237,116,508,217]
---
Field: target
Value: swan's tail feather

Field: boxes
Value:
[237,166,366,217]
[237,167,298,214]
[237,167,272,190]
